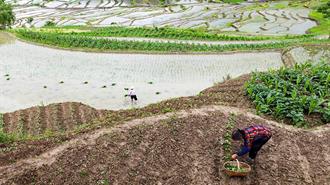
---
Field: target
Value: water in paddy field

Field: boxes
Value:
[0,32,283,113]
[9,0,317,35]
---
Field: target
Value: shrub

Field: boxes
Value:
[0,0,15,29]
[44,20,56,27]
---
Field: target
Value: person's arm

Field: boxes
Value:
[237,144,250,156]
[236,138,251,156]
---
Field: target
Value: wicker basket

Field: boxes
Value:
[223,160,251,177]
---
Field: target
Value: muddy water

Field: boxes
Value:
[0,33,283,112]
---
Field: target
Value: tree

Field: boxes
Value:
[0,0,15,29]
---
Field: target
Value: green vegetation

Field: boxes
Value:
[225,164,248,172]
[223,113,236,161]
[317,1,330,18]
[0,113,14,143]
[27,17,33,24]
[34,26,313,41]
[222,0,244,4]
[44,20,56,27]
[308,1,330,35]
[245,61,330,127]
[0,0,15,29]
[12,29,329,53]
[274,3,287,9]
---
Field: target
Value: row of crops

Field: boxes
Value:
[39,26,314,41]
[13,29,329,53]
[245,62,330,127]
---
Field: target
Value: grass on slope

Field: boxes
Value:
[12,29,329,53]
[33,26,313,41]
[308,1,330,35]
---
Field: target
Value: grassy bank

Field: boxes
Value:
[32,26,313,41]
[308,1,330,35]
[0,113,14,143]
[12,29,329,53]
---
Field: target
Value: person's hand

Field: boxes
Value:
[231,154,238,160]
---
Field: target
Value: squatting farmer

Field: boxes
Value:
[231,125,272,163]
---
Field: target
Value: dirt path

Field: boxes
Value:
[0,105,329,184]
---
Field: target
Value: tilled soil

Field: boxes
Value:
[1,105,329,185]
[3,102,106,135]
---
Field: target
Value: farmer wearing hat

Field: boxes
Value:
[128,86,138,103]
[231,125,272,163]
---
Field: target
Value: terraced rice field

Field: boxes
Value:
[8,0,317,34]
[0,32,283,113]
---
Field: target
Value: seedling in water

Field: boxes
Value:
[148,81,153,84]
[4,74,9,77]
[6,78,10,81]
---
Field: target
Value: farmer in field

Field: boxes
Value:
[231,125,272,163]
[128,86,138,103]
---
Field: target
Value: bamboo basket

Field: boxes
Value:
[223,160,251,177]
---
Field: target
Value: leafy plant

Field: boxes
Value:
[223,113,236,161]
[245,61,330,127]
[225,164,248,172]
[0,0,15,29]
[13,29,329,53]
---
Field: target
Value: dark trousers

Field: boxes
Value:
[249,136,271,159]
[130,95,138,101]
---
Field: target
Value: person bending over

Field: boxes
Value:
[231,125,272,163]
[128,87,138,103]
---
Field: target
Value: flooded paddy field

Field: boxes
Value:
[8,0,316,35]
[0,32,283,113]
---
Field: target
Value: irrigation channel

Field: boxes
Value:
[0,32,283,113]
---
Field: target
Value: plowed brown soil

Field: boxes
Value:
[0,105,329,185]
[3,102,106,135]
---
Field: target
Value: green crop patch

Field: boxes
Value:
[29,26,314,41]
[12,29,329,53]
[245,61,330,127]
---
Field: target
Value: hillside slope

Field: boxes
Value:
[1,105,329,185]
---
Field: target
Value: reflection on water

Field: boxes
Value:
[0,34,283,113]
